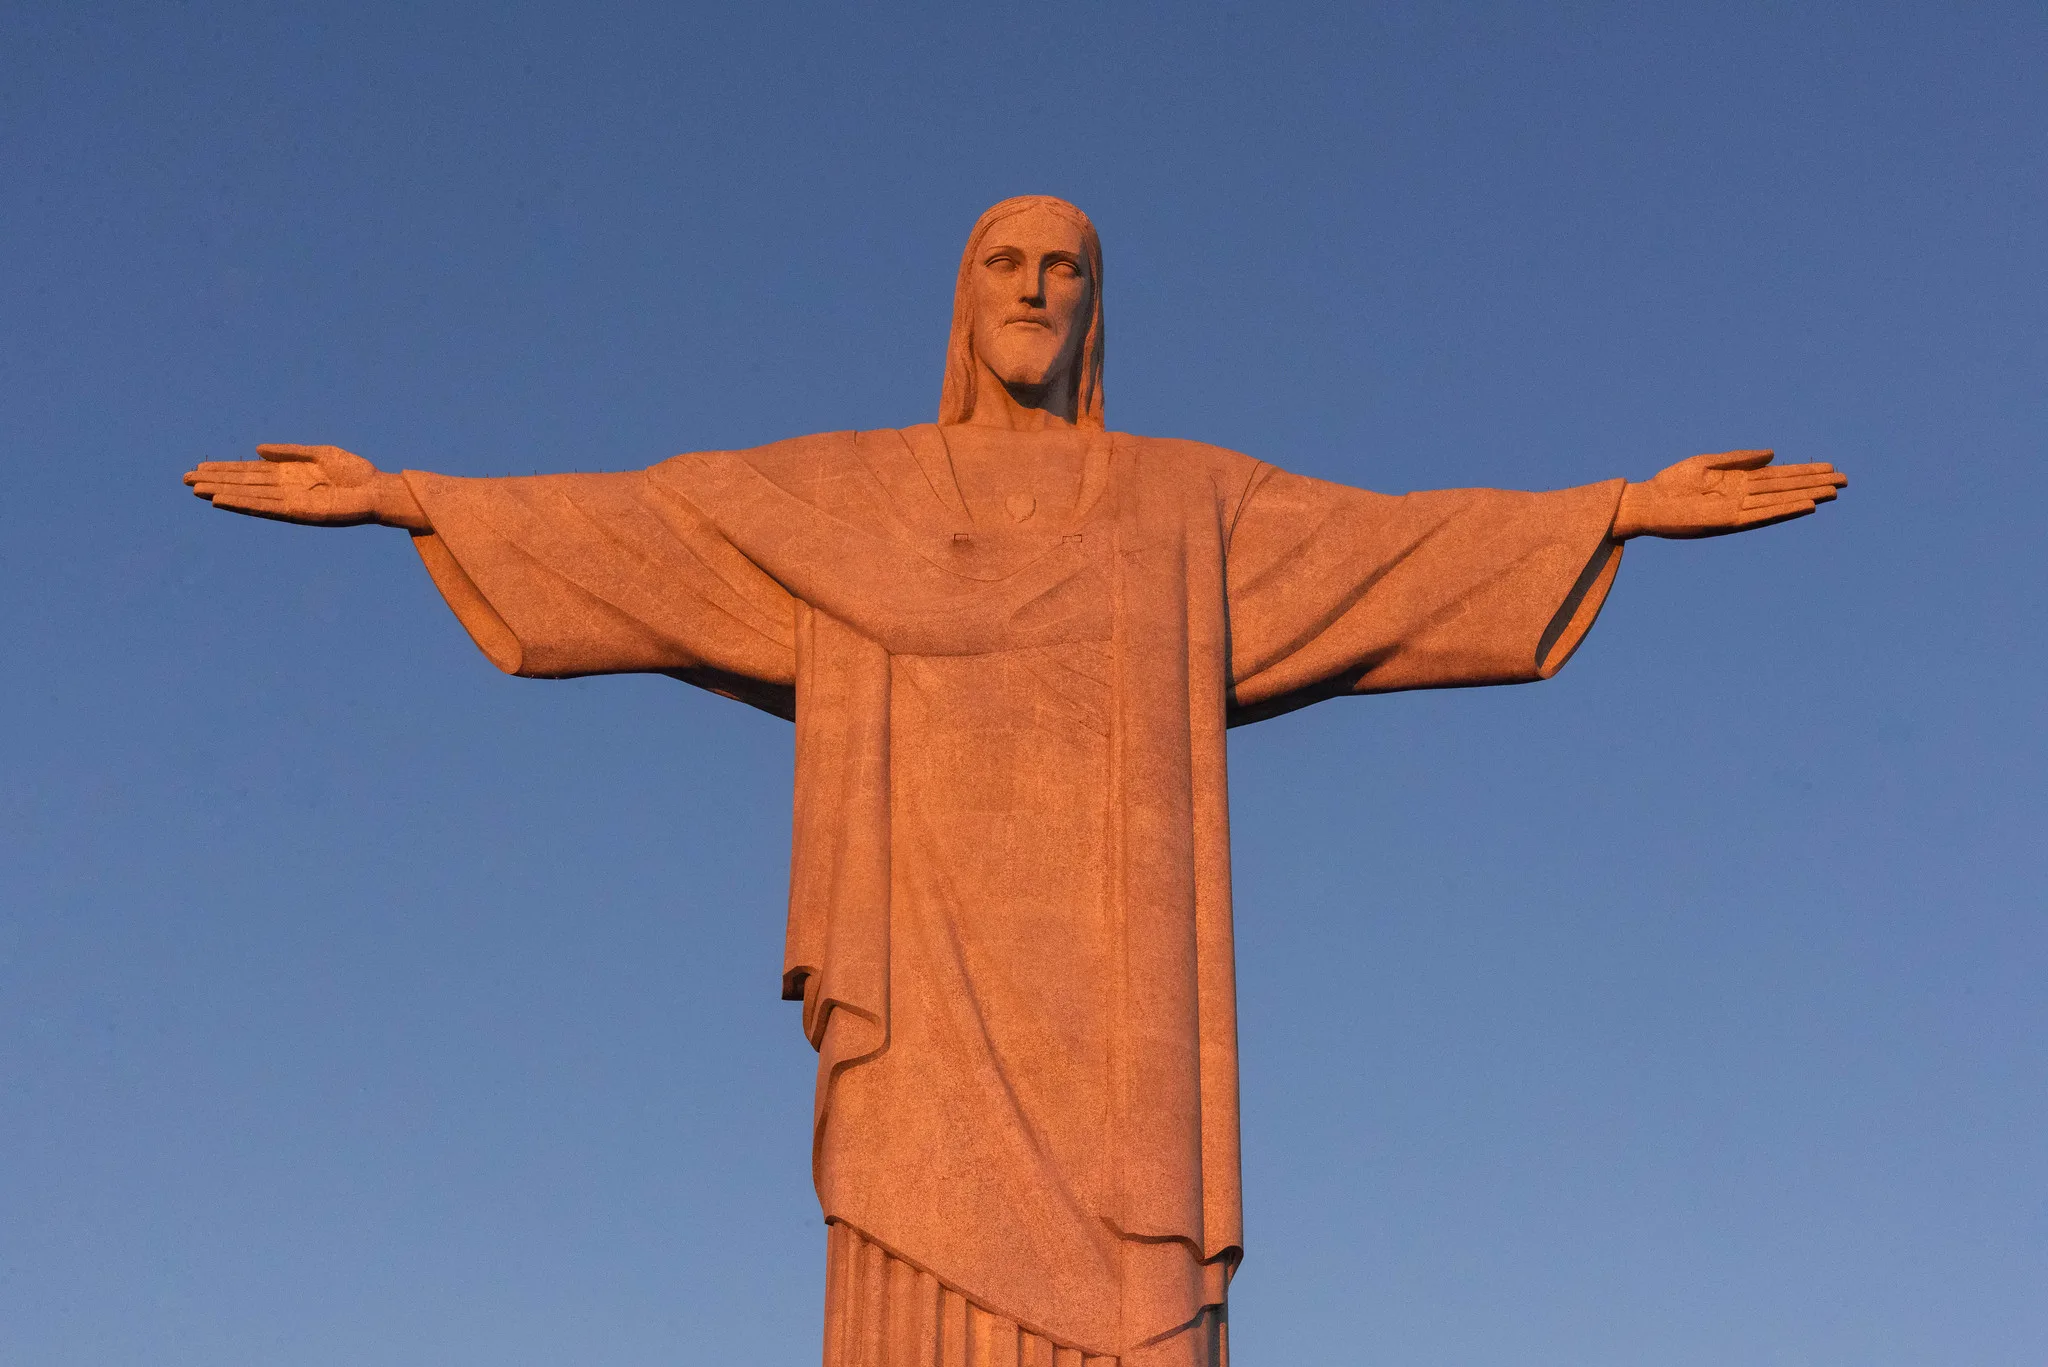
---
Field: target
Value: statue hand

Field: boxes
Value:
[183,444,427,530]
[1611,450,1846,540]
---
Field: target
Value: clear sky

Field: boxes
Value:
[3,3,2043,1363]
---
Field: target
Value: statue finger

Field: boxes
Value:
[1746,475,1842,496]
[190,460,274,476]
[188,479,278,500]
[1746,461,1834,480]
[1742,489,1831,511]
[1697,448,1774,471]
[1746,469,1842,493]
[210,490,289,513]
[255,443,330,462]
[1745,475,1844,497]
[227,504,312,525]
[1741,487,1837,509]
[1735,499,1815,527]
[1782,476,1844,495]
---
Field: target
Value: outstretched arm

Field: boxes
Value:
[185,444,799,710]
[1612,449,1845,540]
[184,444,430,531]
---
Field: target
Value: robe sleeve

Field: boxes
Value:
[400,469,799,718]
[1224,465,1627,724]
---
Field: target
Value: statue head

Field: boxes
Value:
[939,196,1105,429]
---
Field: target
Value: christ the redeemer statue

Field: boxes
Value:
[186,196,1845,1367]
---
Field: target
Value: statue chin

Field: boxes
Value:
[987,359,1063,391]
[1001,374,1064,403]
[985,354,1073,403]
[978,332,1071,388]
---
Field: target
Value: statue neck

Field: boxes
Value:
[961,362,1079,432]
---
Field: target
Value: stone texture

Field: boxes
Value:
[182,195,1845,1364]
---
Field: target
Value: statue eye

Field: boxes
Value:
[984,254,1019,272]
[1050,261,1081,279]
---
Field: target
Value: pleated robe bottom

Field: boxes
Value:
[824,1222,1227,1367]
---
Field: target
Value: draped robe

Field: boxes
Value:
[399,426,1625,1362]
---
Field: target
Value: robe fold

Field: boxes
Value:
[400,427,1624,1358]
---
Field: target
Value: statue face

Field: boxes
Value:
[968,207,1093,398]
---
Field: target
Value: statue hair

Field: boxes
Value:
[938,196,1105,429]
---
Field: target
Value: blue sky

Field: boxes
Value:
[3,3,2043,1363]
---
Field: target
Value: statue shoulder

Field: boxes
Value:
[1113,431,1269,494]
[650,429,864,477]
